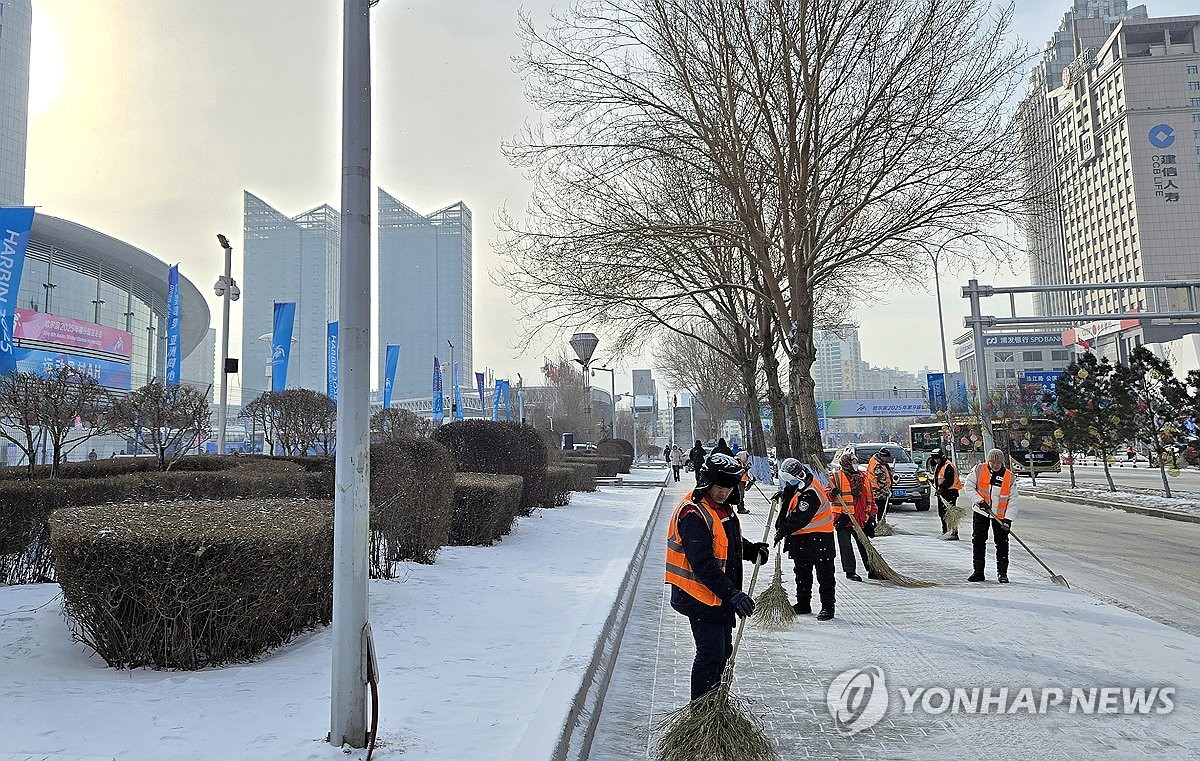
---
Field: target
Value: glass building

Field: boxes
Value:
[0,0,30,206]
[241,191,341,397]
[377,189,472,402]
[19,213,211,387]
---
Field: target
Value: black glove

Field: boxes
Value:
[748,542,768,566]
[773,530,786,545]
[729,591,755,618]
[835,514,850,529]
[1001,519,1012,529]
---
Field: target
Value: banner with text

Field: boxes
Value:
[822,398,931,418]
[165,264,182,385]
[475,371,485,412]
[326,321,338,402]
[0,207,36,375]
[14,308,132,358]
[14,347,131,390]
[271,302,296,392]
[454,362,464,421]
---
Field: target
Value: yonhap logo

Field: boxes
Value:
[827,666,888,736]
[1148,124,1175,149]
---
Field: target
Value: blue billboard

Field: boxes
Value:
[14,347,132,390]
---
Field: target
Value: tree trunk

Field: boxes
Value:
[760,341,790,459]
[1100,448,1115,491]
[1159,460,1171,498]
[1068,460,1076,488]
[738,360,767,455]
[787,352,824,471]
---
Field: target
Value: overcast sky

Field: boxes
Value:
[25,0,1200,398]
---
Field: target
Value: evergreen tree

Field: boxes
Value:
[1118,347,1186,497]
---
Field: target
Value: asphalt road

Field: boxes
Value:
[889,493,1200,637]
[1038,463,1200,494]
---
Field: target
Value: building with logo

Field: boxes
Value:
[954,331,1076,396]
[241,192,340,396]
[1018,10,1200,361]
[377,189,472,401]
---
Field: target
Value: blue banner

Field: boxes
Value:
[165,264,181,385]
[1021,370,1062,395]
[432,357,444,421]
[326,321,338,403]
[271,302,296,392]
[14,347,131,390]
[502,379,511,422]
[476,371,485,412]
[454,361,464,421]
[491,380,501,421]
[0,207,36,375]
[927,372,947,414]
[383,344,400,409]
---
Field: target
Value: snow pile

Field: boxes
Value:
[1026,482,1200,520]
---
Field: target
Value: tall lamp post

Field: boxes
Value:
[592,365,617,439]
[213,234,239,455]
[930,235,970,462]
[447,340,456,418]
[570,332,599,416]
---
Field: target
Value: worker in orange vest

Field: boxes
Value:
[927,449,964,540]
[665,453,770,699]
[773,457,838,620]
[865,448,894,515]
[962,448,1020,583]
[829,450,879,581]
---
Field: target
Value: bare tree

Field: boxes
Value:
[240,392,279,456]
[108,382,212,471]
[655,324,742,443]
[35,367,112,478]
[503,0,1028,469]
[371,408,432,442]
[0,371,49,477]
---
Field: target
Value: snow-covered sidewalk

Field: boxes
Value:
[589,480,1200,760]
[1025,481,1200,523]
[0,482,664,761]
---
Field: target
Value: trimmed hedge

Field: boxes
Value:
[0,454,236,481]
[564,454,624,478]
[448,472,524,546]
[540,466,575,507]
[432,421,548,516]
[599,438,634,459]
[563,460,598,492]
[599,438,634,473]
[369,438,456,573]
[49,499,334,670]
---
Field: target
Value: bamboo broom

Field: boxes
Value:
[656,488,781,761]
[842,509,935,588]
[747,482,794,629]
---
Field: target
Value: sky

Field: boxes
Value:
[23,0,1200,398]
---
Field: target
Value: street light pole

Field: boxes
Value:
[215,234,234,456]
[931,247,958,463]
[448,340,455,418]
[593,366,616,439]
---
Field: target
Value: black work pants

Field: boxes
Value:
[836,518,874,575]
[693,466,703,484]
[971,511,1010,575]
[937,492,958,535]
[788,532,836,609]
[687,617,734,700]
[672,465,681,481]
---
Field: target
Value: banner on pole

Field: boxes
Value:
[327,321,338,402]
[0,207,36,375]
[475,371,486,412]
[271,302,296,392]
[164,264,182,385]
[454,362,464,421]
[383,344,400,409]
[432,357,444,422]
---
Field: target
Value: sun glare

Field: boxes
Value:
[29,2,65,118]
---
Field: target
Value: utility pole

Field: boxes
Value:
[448,340,455,418]
[331,0,372,749]
[214,234,237,455]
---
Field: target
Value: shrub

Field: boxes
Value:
[599,438,634,459]
[49,499,334,670]
[564,454,623,477]
[563,460,598,492]
[369,438,456,573]
[432,421,548,516]
[539,466,575,507]
[448,472,523,546]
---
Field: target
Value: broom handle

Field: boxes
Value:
[986,509,1060,577]
[725,487,779,678]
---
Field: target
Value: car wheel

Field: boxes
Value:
[915,497,931,512]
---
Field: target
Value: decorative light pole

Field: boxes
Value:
[213,234,239,455]
[569,332,599,415]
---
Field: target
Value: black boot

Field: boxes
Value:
[998,574,1009,583]
[846,572,863,582]
[968,571,986,582]
[817,607,834,621]
[793,601,811,615]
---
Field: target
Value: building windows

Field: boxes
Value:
[1193,98,1200,107]
[993,351,1014,363]
[1194,113,1200,122]
[1190,65,1200,75]
[1191,82,1200,91]
[1022,351,1043,363]
[996,368,1017,380]
[1051,350,1071,362]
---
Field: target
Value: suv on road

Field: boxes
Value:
[851,443,930,511]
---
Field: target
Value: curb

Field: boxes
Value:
[550,473,671,761]
[1031,490,1200,524]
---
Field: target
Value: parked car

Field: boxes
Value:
[571,443,598,452]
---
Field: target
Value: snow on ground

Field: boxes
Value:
[1026,481,1200,520]
[0,485,660,761]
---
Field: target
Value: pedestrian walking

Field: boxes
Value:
[773,458,837,620]
[927,449,963,540]
[669,444,684,482]
[730,450,751,514]
[963,448,1019,583]
[829,450,879,581]
[711,437,732,457]
[665,453,769,700]
[87,448,98,461]
[688,440,706,484]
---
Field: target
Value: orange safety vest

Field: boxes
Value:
[787,484,835,535]
[665,493,729,606]
[937,460,963,490]
[865,456,891,496]
[830,470,856,515]
[974,464,1014,520]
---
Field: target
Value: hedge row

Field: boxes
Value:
[448,472,523,546]
[563,454,624,478]
[433,421,548,516]
[50,499,333,670]
[369,439,455,572]
[0,454,237,482]
[540,466,575,508]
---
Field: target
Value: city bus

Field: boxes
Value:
[909,418,1061,475]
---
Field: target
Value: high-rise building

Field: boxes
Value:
[241,192,340,395]
[1018,7,1200,361]
[1017,2,1148,316]
[0,0,30,205]
[813,325,864,400]
[377,189,472,401]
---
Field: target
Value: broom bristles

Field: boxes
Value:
[873,519,895,537]
[848,516,935,588]
[944,504,968,533]
[656,681,778,761]
[752,552,794,629]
